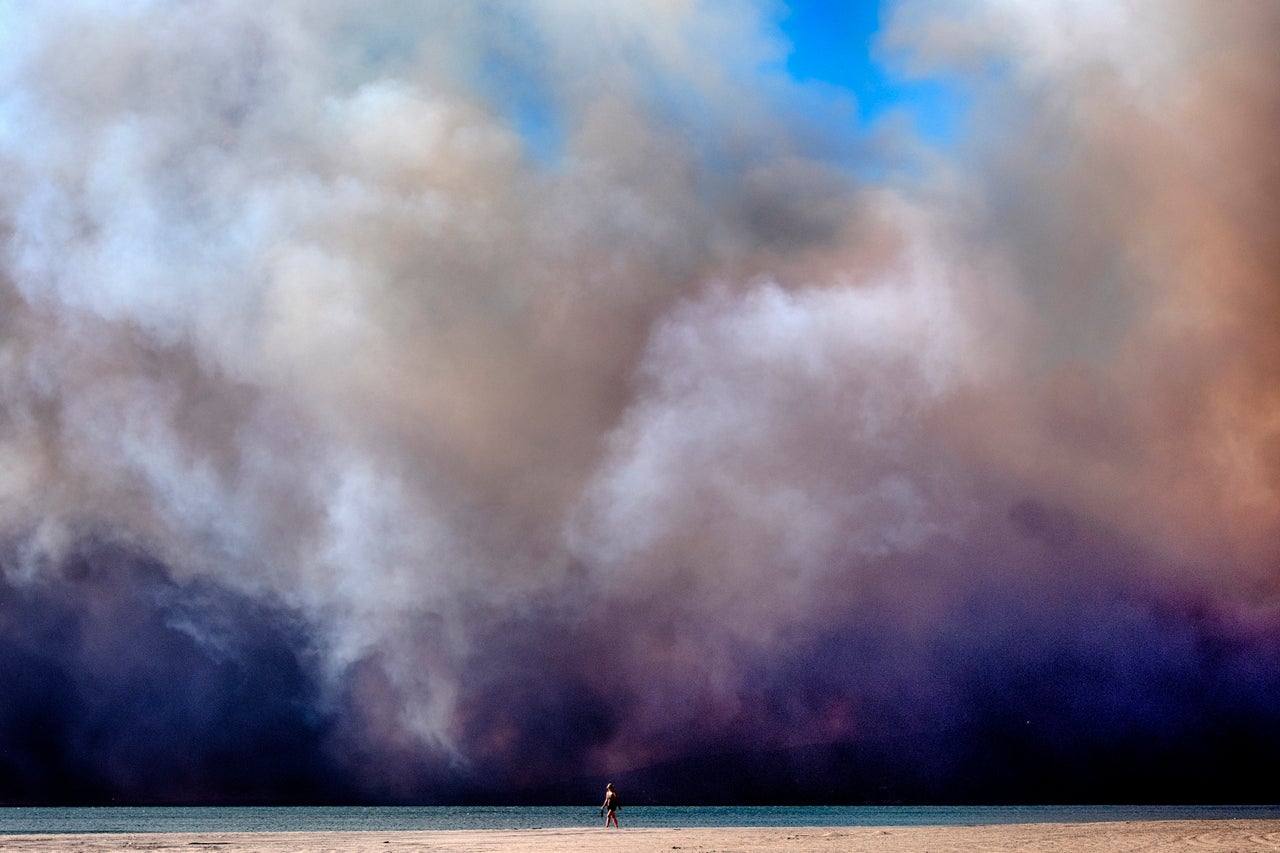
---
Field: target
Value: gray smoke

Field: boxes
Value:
[2,0,1280,802]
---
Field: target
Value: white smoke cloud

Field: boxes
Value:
[571,221,987,600]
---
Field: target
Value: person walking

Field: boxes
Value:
[600,782,620,828]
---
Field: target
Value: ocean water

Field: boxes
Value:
[3,805,1280,835]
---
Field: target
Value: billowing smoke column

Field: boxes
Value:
[2,0,1280,804]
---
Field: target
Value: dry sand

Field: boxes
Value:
[4,821,1280,852]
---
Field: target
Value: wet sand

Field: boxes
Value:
[4,821,1280,852]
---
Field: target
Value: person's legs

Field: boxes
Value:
[606,810,619,828]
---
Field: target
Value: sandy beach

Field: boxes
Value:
[5,821,1280,852]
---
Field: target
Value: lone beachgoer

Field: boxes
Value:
[600,782,619,828]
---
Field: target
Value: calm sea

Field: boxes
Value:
[2,805,1280,834]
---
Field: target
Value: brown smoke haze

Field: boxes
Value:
[1,0,1279,803]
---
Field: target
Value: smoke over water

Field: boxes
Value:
[2,0,1280,803]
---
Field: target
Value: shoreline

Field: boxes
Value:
[4,821,1280,851]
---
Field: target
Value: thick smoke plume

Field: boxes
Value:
[2,0,1280,803]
